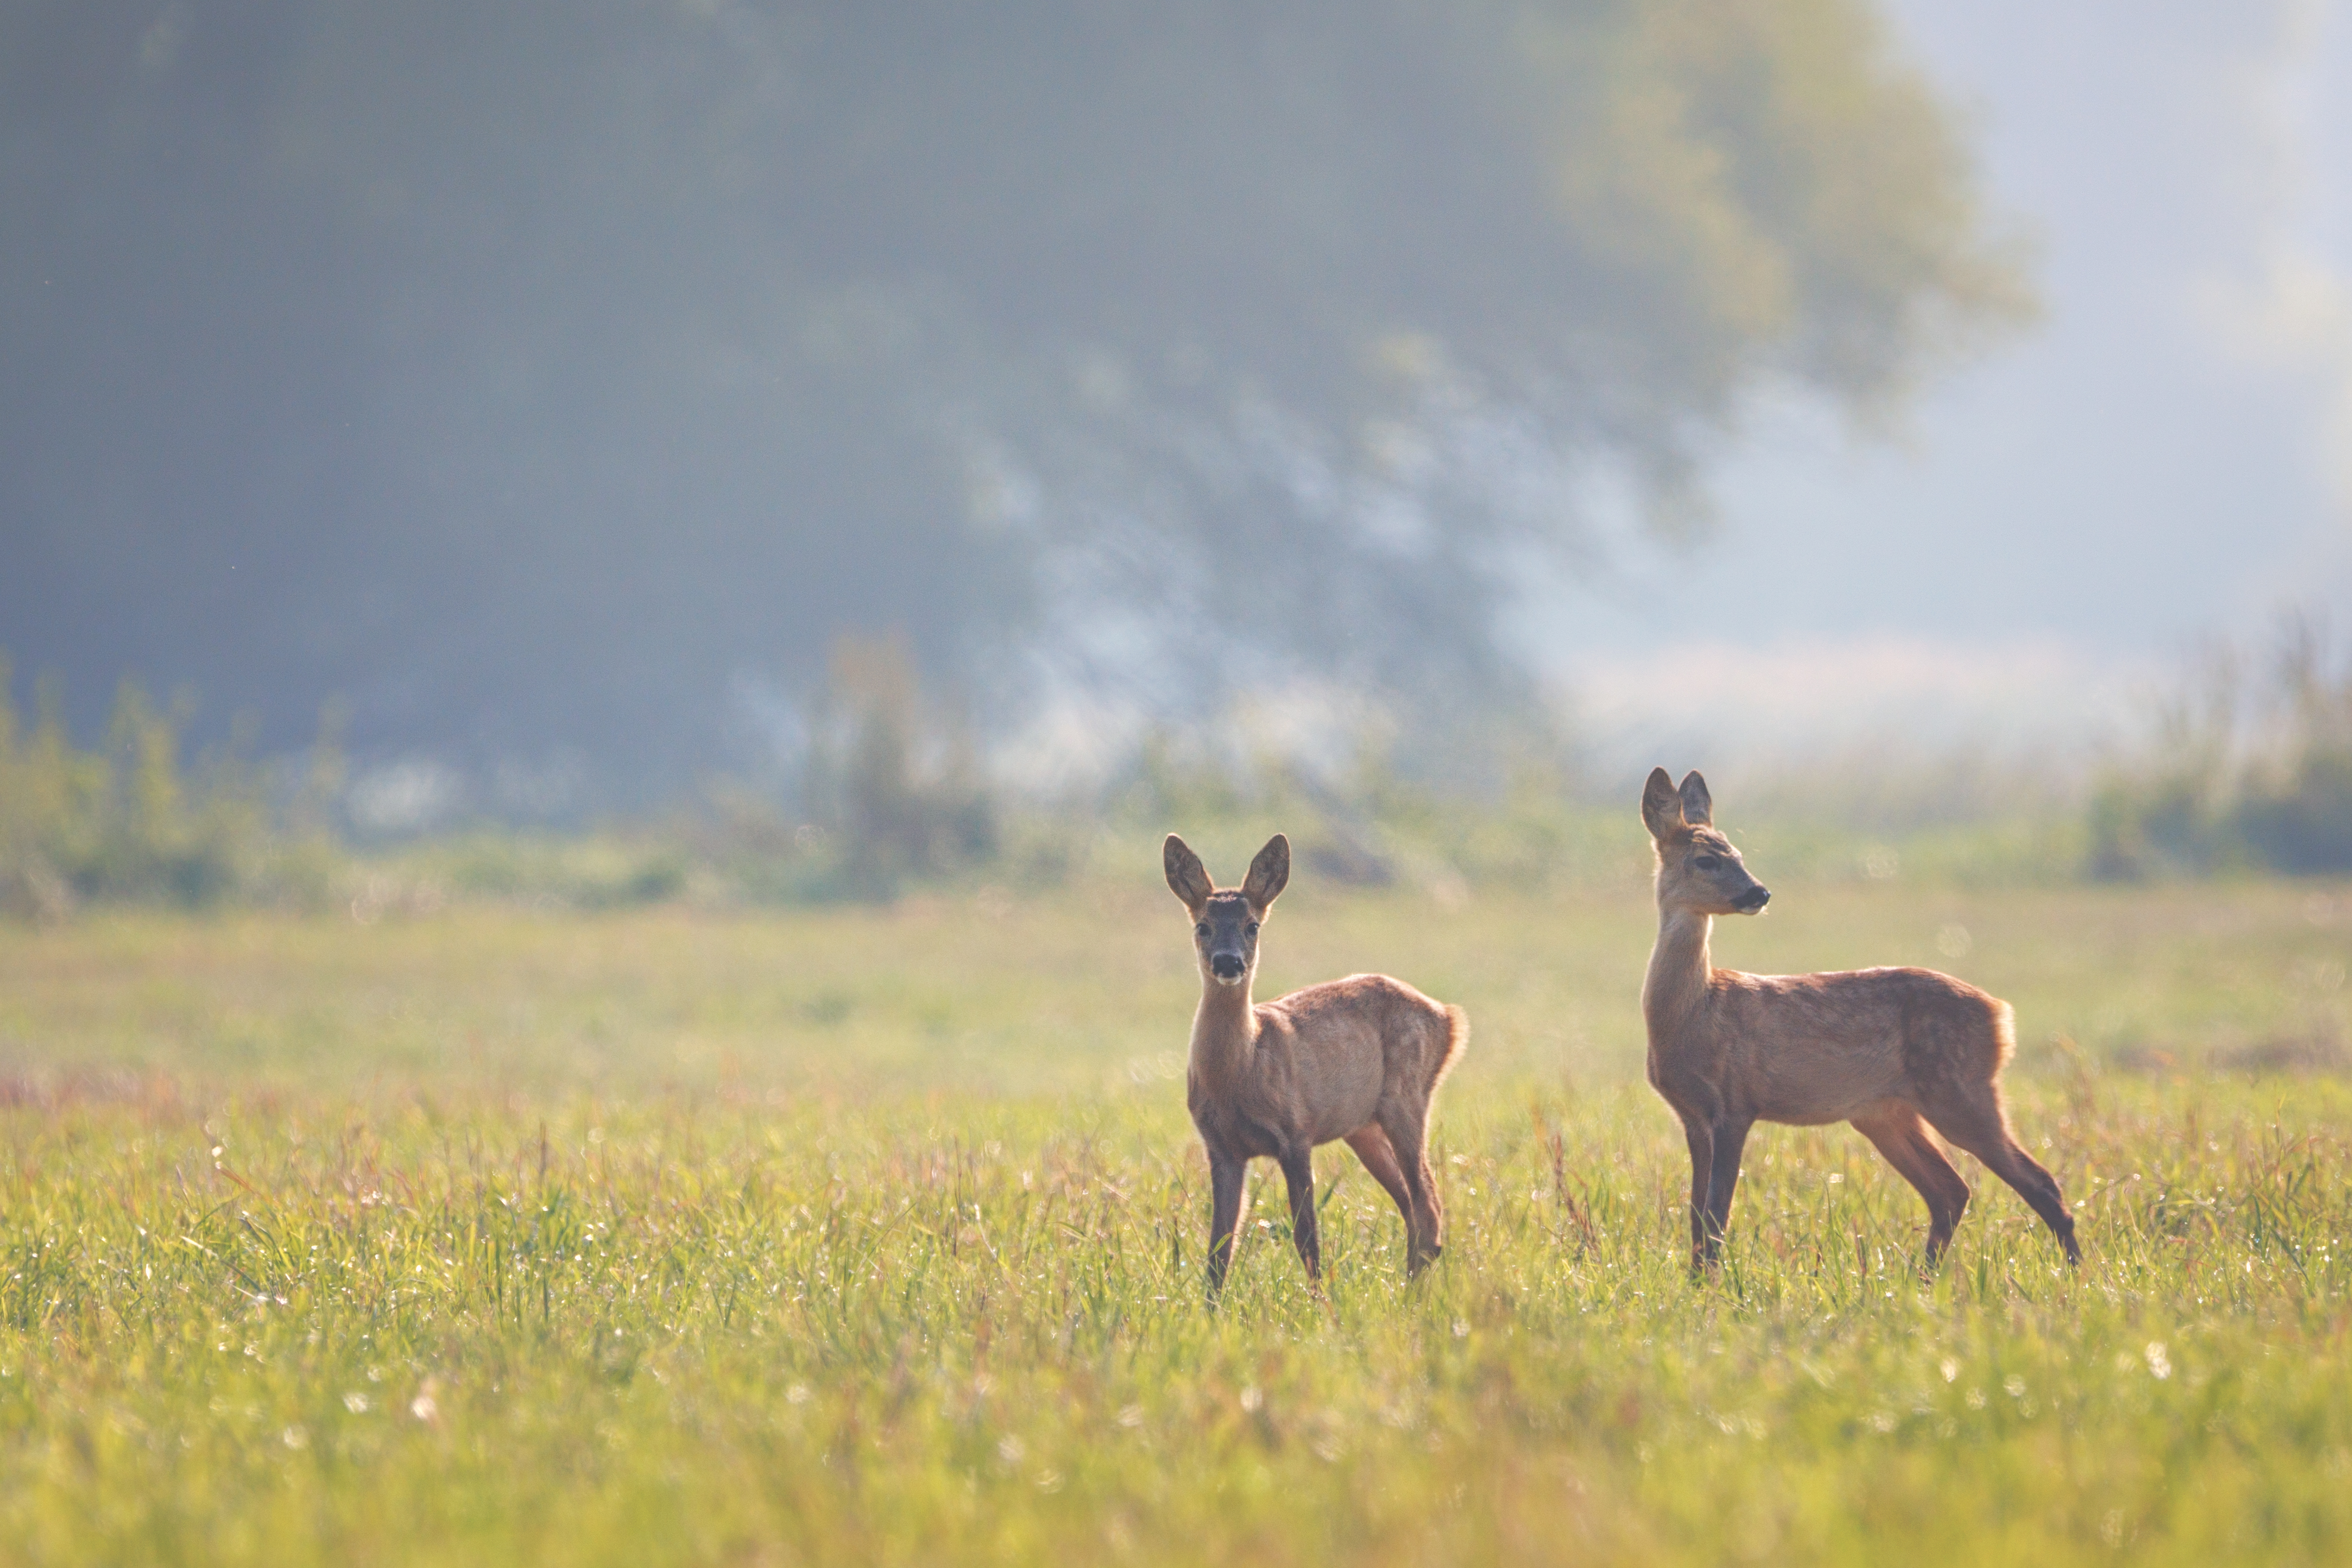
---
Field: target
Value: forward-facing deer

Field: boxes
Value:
[1639,768,2081,1272]
[1165,833,1468,1299]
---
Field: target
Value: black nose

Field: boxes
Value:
[1737,886,1771,912]
[1210,953,1246,979]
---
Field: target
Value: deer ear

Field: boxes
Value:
[1678,770,1713,827]
[1641,767,1684,839]
[1241,833,1290,910]
[1164,834,1213,912]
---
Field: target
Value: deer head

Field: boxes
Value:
[1165,833,1290,986]
[1642,767,1769,916]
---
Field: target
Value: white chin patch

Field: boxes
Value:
[1212,972,1247,987]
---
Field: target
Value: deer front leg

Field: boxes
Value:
[1204,1150,1248,1303]
[1278,1148,1322,1288]
[1701,1117,1753,1267]
[1681,1118,1715,1272]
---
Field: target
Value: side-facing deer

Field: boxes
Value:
[1639,767,2081,1272]
[1165,833,1468,1299]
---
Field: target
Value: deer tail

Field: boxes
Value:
[1430,1004,1469,1093]
[1990,999,2018,1071]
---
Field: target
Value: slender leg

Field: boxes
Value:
[1278,1148,1322,1286]
[1382,1108,1445,1275]
[1852,1107,1971,1266]
[1923,1098,2082,1265]
[1205,1150,1248,1301]
[1701,1118,1753,1267]
[1344,1124,1417,1238]
[1681,1118,1715,1272]
[1976,1137,2080,1264]
[1903,1126,1976,1264]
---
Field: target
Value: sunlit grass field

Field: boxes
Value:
[4,862,2351,1563]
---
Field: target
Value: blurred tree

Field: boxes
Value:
[0,0,2028,798]
[802,632,997,892]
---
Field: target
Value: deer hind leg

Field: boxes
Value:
[1921,1092,2082,1266]
[1344,1124,1418,1250]
[1379,1107,1445,1276]
[1852,1106,1971,1267]
[1277,1147,1323,1288]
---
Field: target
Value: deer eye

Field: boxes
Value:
[1693,854,1722,870]
[1245,922,1259,937]
[1195,922,1209,937]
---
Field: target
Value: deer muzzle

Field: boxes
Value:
[1209,953,1248,982]
[1735,886,1771,913]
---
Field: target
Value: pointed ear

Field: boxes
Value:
[1164,834,1213,913]
[1241,833,1290,911]
[1640,767,1684,840]
[1678,770,1713,827]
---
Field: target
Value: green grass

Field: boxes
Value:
[3,873,2351,1563]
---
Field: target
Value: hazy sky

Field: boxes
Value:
[1531,0,2352,763]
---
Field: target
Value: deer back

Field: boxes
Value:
[1675,966,2007,1126]
[1250,975,1455,1145]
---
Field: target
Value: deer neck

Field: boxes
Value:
[1189,968,1260,1086]
[1643,906,1715,1036]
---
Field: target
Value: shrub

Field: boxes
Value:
[0,661,337,915]
[2089,612,2352,879]
[693,634,1000,903]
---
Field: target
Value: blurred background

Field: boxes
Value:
[3,0,2348,911]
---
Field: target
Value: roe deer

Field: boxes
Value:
[1165,832,1467,1299]
[1639,768,2081,1272]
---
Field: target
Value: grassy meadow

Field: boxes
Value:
[4,852,2352,1564]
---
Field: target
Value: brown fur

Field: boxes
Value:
[1165,832,1465,1299]
[1639,767,2079,1272]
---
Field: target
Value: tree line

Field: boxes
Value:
[3,0,2023,798]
